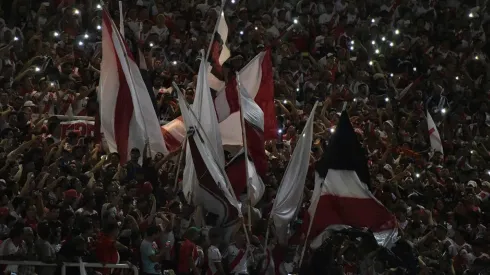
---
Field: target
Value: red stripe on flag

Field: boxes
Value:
[303,195,396,239]
[102,11,134,164]
[254,49,277,140]
[245,121,267,178]
[224,77,240,115]
[226,154,247,198]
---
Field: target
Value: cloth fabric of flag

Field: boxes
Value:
[99,9,168,163]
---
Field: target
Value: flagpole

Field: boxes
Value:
[173,135,187,192]
[236,73,253,233]
[205,0,227,62]
[119,1,125,38]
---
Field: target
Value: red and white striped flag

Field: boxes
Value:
[212,49,277,144]
[427,111,443,155]
[209,10,230,73]
[99,10,168,163]
[161,50,277,150]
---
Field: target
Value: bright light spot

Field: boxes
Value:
[390,73,394,77]
[73,9,80,15]
[371,18,375,23]
[395,29,400,35]
[353,98,357,102]
[441,108,447,114]
[455,76,459,80]
[239,30,244,35]
[375,49,380,54]
[385,97,390,102]
[293,18,298,24]
[415,173,420,178]
[78,41,84,46]
[172,61,177,65]
[278,129,283,134]
[283,100,287,104]
[350,46,354,51]
[471,150,475,154]
[231,0,236,3]
[303,133,306,137]
[97,25,102,30]
[381,36,386,41]
[487,170,490,175]
[35,67,40,72]
[296,87,300,92]
[369,61,373,66]
[389,42,394,47]
[371,40,376,45]
[50,82,55,87]
[330,128,335,133]
[350,40,354,45]
[469,13,474,18]
[96,4,102,9]
[84,33,89,39]
[475,55,480,60]
[149,42,154,47]
[255,26,258,30]
[413,67,417,72]
[53,31,60,37]
[13,36,18,41]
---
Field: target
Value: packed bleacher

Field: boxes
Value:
[0,0,489,274]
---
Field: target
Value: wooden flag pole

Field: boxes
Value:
[173,135,187,192]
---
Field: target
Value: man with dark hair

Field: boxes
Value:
[140,225,167,275]
[177,226,201,275]
[96,222,128,275]
[207,228,225,275]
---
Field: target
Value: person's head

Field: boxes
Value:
[208,227,221,245]
[23,227,34,244]
[103,222,120,239]
[183,226,201,242]
[110,152,120,165]
[9,226,24,245]
[145,225,161,241]
[130,148,140,162]
[435,225,447,241]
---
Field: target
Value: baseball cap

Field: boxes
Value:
[64,189,80,199]
[467,180,477,188]
[23,101,37,107]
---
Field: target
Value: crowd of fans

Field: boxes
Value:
[0,0,489,274]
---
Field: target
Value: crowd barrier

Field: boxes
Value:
[0,260,138,275]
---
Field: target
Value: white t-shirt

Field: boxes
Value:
[207,245,222,275]
[0,238,22,272]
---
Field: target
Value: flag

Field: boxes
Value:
[161,116,185,152]
[303,111,397,247]
[212,49,277,144]
[99,10,167,163]
[209,11,230,72]
[427,111,443,155]
[182,57,226,204]
[271,102,318,245]
[160,50,276,149]
[223,78,266,206]
[177,84,241,228]
[60,120,96,138]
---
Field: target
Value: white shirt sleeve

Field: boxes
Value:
[209,246,222,263]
